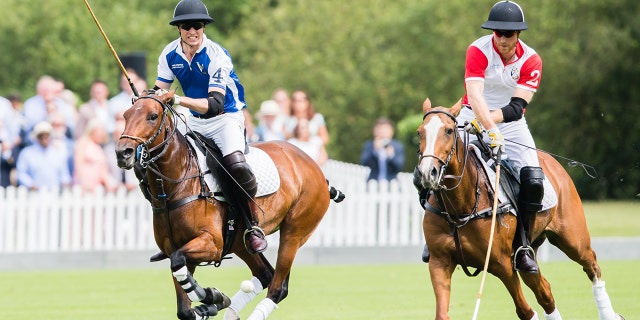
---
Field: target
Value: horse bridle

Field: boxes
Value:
[119,95,203,186]
[120,95,175,168]
[417,110,470,191]
[419,110,492,277]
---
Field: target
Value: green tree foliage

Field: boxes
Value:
[528,0,640,199]
[229,0,639,199]
[1,0,638,199]
[228,0,486,168]
[0,0,246,100]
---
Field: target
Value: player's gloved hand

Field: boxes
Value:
[171,94,181,106]
[152,89,181,105]
[487,127,505,156]
[464,119,485,135]
[154,88,169,96]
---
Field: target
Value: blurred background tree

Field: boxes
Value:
[1,0,638,199]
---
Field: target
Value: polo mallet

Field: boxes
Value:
[83,0,139,98]
[471,149,502,320]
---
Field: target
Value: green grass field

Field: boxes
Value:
[0,260,638,319]
[0,201,637,319]
[583,201,640,237]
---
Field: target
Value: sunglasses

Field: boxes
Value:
[179,22,205,31]
[494,30,517,38]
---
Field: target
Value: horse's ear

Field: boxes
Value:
[450,98,462,116]
[422,98,432,114]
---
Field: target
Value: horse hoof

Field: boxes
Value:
[193,304,219,318]
[204,287,230,308]
[149,251,168,262]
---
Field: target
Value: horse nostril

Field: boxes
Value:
[116,147,134,160]
[429,167,439,180]
[123,148,134,158]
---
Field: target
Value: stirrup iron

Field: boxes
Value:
[513,245,536,270]
[243,225,266,243]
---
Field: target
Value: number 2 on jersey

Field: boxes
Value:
[526,70,541,87]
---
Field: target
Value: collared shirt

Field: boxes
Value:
[16,143,71,189]
[462,34,542,110]
[156,35,246,116]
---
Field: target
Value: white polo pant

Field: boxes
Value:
[176,110,247,157]
[457,107,540,174]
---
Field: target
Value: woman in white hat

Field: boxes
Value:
[254,100,285,142]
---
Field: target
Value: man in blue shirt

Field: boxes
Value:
[16,121,71,190]
[152,0,266,254]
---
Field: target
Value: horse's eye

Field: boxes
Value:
[147,113,158,121]
[446,128,454,135]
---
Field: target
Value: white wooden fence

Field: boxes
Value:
[0,160,425,253]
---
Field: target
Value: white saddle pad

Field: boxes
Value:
[186,136,280,199]
[470,144,558,213]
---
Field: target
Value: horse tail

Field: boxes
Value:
[327,180,346,203]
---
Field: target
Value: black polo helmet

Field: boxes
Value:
[481,1,528,31]
[169,0,214,26]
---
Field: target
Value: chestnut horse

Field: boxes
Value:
[414,99,623,320]
[115,92,344,320]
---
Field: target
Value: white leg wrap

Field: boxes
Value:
[544,308,562,320]
[172,265,205,302]
[172,265,189,281]
[223,307,240,320]
[592,278,618,320]
[224,277,263,320]
[530,311,539,320]
[247,298,278,320]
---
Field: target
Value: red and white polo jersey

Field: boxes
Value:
[462,34,542,110]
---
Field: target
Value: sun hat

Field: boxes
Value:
[258,100,280,117]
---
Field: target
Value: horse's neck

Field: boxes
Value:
[440,141,490,213]
[147,131,198,196]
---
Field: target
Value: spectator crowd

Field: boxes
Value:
[1,79,407,192]
[0,70,144,192]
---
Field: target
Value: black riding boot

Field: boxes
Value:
[215,151,267,254]
[513,166,545,274]
[513,215,538,273]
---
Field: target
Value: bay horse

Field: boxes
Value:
[414,98,624,320]
[115,91,344,320]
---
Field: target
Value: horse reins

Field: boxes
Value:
[419,110,500,277]
[120,96,200,183]
[120,96,171,166]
